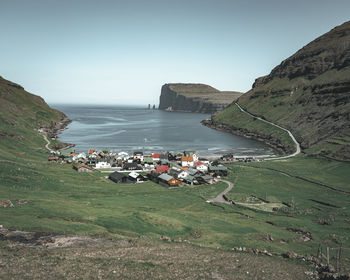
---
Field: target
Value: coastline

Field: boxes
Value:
[201,118,290,156]
[41,112,74,151]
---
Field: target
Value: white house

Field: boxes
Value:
[178,170,189,179]
[128,171,144,183]
[196,164,208,173]
[181,156,194,167]
[95,161,111,169]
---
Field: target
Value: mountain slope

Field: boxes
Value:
[159,83,242,113]
[0,76,70,157]
[212,21,350,160]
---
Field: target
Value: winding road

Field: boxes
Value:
[234,102,301,160]
[41,132,54,153]
[207,179,233,204]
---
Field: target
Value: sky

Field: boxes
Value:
[1,0,349,105]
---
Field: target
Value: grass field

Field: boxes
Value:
[1,141,350,269]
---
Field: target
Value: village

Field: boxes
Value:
[47,149,235,187]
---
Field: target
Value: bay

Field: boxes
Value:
[52,105,275,156]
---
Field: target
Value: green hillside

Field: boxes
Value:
[213,21,350,160]
[0,76,70,155]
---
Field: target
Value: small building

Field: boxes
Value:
[147,172,160,183]
[124,162,139,170]
[158,174,182,187]
[154,165,170,173]
[208,165,228,177]
[183,175,197,185]
[198,157,210,165]
[109,171,133,184]
[48,157,58,162]
[73,164,94,173]
[187,168,199,176]
[128,171,146,183]
[181,156,194,167]
[95,161,111,169]
[196,174,214,184]
[178,170,189,179]
[184,151,198,162]
[195,161,208,173]
[133,151,144,162]
[151,153,163,161]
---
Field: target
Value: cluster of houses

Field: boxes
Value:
[48,149,228,188]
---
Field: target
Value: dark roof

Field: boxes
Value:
[124,162,139,168]
[109,171,127,181]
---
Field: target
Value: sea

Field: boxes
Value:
[51,105,275,157]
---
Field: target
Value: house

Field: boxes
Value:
[181,156,194,167]
[95,161,111,169]
[48,157,58,162]
[142,157,155,170]
[88,149,96,155]
[133,151,144,162]
[128,171,146,183]
[124,162,139,170]
[153,165,170,173]
[158,174,182,187]
[109,171,133,184]
[196,174,214,184]
[169,167,181,178]
[183,175,197,185]
[177,170,189,179]
[151,153,163,161]
[187,168,199,176]
[208,165,228,177]
[73,164,94,173]
[195,161,208,173]
[117,152,129,161]
[147,172,160,183]
[184,151,198,162]
[198,157,210,165]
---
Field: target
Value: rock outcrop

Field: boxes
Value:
[159,83,242,114]
[212,21,350,160]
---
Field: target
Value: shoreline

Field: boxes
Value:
[201,118,290,156]
[42,113,75,151]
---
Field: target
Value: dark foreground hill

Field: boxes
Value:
[210,21,350,160]
[159,83,242,113]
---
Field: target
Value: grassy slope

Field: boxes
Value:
[238,68,350,157]
[214,21,350,159]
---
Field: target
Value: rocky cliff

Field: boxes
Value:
[159,83,242,114]
[210,21,350,160]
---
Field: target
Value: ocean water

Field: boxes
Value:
[52,105,275,156]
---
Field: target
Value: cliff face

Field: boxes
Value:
[159,83,242,114]
[212,21,350,160]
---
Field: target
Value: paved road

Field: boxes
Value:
[207,179,233,204]
[235,102,301,160]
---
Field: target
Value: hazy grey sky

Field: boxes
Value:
[1,0,349,105]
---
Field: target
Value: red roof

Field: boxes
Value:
[152,153,163,158]
[195,161,204,166]
[156,165,170,171]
